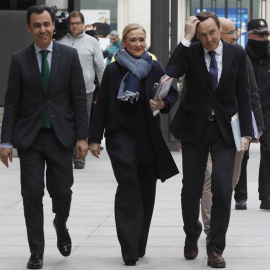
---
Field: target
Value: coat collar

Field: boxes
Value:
[67,31,85,39]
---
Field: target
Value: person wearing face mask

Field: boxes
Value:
[245,19,270,210]
[89,23,179,266]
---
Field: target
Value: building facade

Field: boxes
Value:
[0,0,270,149]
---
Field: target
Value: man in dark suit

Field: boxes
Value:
[0,5,88,269]
[166,12,253,268]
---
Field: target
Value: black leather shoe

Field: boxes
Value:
[207,251,226,268]
[27,254,43,269]
[124,260,136,266]
[184,239,198,260]
[53,218,72,256]
[260,197,270,210]
[235,200,247,210]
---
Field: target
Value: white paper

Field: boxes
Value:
[231,113,242,152]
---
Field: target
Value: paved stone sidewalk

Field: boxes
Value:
[0,143,269,269]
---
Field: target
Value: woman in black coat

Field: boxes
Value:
[89,23,179,266]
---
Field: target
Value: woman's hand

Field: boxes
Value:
[89,143,101,158]
[149,97,165,111]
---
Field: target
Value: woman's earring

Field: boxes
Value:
[122,47,125,52]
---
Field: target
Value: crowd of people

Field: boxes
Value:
[0,4,269,270]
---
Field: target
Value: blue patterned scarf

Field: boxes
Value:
[115,43,153,103]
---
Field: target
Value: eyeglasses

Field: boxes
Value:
[222,30,238,36]
[250,32,270,37]
[69,22,82,26]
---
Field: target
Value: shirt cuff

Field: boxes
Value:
[1,143,12,148]
[181,38,191,47]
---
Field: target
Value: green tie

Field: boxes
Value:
[40,50,51,127]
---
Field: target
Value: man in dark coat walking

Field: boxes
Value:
[0,5,88,269]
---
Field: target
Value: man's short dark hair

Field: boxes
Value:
[68,11,85,24]
[196,11,220,29]
[27,5,55,25]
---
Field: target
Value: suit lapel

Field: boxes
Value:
[217,42,234,88]
[26,44,45,96]
[49,42,62,96]
[193,43,212,91]
[196,44,209,77]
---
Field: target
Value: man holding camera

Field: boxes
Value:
[57,11,105,169]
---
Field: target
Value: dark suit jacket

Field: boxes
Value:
[166,40,253,146]
[90,61,179,181]
[1,42,88,149]
[246,56,264,132]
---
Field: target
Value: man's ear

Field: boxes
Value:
[26,24,31,33]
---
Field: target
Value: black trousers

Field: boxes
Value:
[181,120,235,255]
[257,112,270,200]
[106,132,157,262]
[17,128,73,255]
[258,134,270,200]
[234,148,249,202]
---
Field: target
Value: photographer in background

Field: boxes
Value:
[57,11,105,169]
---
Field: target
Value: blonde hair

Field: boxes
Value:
[122,23,146,41]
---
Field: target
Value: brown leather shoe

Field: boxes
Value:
[207,251,226,268]
[184,241,198,260]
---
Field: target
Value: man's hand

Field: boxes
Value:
[75,139,89,159]
[241,137,251,152]
[184,16,200,42]
[177,140,182,150]
[0,148,13,168]
[149,97,165,111]
[89,143,101,158]
[251,131,262,143]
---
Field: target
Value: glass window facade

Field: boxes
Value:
[186,0,264,46]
